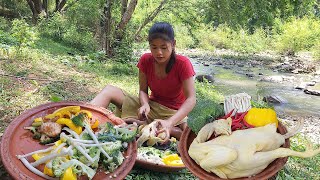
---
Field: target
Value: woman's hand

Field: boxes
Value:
[155,119,174,144]
[138,104,150,121]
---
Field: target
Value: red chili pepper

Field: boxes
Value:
[243,119,255,128]
[221,109,235,119]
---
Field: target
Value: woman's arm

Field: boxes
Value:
[166,76,196,126]
[157,76,196,132]
[138,70,150,119]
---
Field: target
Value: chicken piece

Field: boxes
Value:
[39,122,62,137]
[188,118,320,179]
[136,121,166,147]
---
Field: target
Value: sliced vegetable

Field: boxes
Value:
[43,164,54,177]
[244,108,278,127]
[56,118,83,134]
[76,110,92,119]
[91,119,99,129]
[162,154,184,166]
[53,106,81,115]
[61,167,77,180]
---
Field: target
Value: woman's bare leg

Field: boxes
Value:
[90,85,125,109]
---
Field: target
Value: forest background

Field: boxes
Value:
[0,0,319,179]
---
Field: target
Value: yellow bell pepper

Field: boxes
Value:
[43,164,54,177]
[56,118,83,134]
[244,108,278,127]
[162,154,184,166]
[53,106,81,115]
[91,119,99,129]
[44,113,61,120]
[33,117,43,122]
[75,110,93,119]
[32,151,51,161]
[61,167,77,180]
[54,110,72,119]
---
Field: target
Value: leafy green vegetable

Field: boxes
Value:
[188,99,224,134]
[71,113,87,127]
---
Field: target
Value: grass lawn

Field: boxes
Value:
[0,41,319,179]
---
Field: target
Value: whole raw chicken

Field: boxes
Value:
[188,117,320,179]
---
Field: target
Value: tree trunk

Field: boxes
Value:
[55,0,67,12]
[116,0,138,40]
[104,0,113,57]
[134,0,168,40]
[43,0,48,17]
[121,0,128,17]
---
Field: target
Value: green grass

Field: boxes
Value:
[0,40,319,179]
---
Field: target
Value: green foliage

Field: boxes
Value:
[229,28,269,53]
[126,168,197,180]
[277,135,320,179]
[273,17,320,54]
[11,19,38,50]
[188,83,225,134]
[37,13,98,52]
[175,25,195,49]
[312,41,320,61]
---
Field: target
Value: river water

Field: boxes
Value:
[191,59,320,117]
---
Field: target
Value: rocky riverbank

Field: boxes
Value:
[182,49,320,144]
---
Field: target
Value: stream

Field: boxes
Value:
[191,58,320,117]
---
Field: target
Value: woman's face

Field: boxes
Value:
[149,38,175,64]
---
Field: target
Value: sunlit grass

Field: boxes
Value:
[0,41,319,179]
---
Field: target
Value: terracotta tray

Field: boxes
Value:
[134,158,185,173]
[0,101,137,180]
[179,122,290,180]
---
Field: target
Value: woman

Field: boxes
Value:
[91,22,196,140]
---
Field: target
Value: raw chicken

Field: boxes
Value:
[188,118,320,179]
[136,121,166,147]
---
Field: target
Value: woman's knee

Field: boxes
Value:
[102,85,125,106]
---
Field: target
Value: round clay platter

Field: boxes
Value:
[134,158,185,173]
[179,122,290,180]
[0,101,137,180]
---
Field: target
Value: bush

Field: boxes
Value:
[272,17,320,54]
[194,24,217,51]
[11,19,38,50]
[229,28,269,53]
[37,13,98,52]
[175,25,194,49]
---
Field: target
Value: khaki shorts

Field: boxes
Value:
[115,91,187,125]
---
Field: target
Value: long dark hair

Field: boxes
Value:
[148,22,176,73]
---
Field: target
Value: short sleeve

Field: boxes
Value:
[137,53,150,74]
[179,57,195,81]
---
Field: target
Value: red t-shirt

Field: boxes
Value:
[137,53,195,110]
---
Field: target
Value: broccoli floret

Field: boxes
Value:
[100,123,138,142]
[81,132,93,140]
[102,140,122,154]
[111,151,124,166]
[98,132,118,142]
[104,122,116,133]
[77,147,100,168]
[59,159,95,179]
[187,99,224,134]
[116,125,138,142]
[71,113,87,127]
[52,157,68,177]
[138,146,163,157]
[102,151,124,173]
